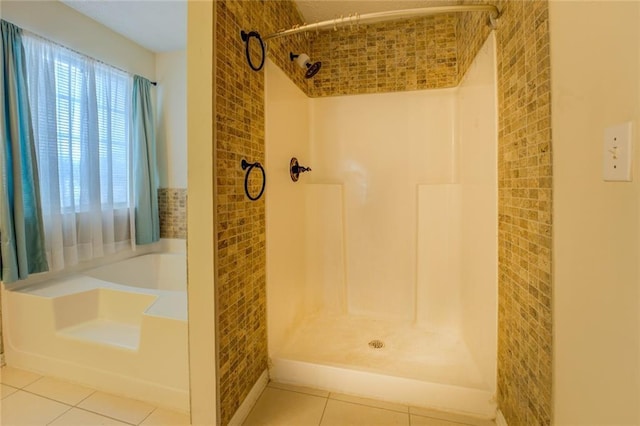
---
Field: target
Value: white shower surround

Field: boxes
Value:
[266,34,497,417]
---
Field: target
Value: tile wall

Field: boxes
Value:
[158,188,187,239]
[458,1,553,424]
[214,1,308,423]
[309,14,458,97]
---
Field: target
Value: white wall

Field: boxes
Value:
[156,50,187,189]
[305,184,346,314]
[416,184,462,332]
[186,2,215,424]
[1,0,155,79]
[265,60,314,353]
[550,1,640,424]
[457,33,498,392]
[310,89,457,321]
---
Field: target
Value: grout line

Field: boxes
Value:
[327,393,409,414]
[27,375,46,388]
[1,388,21,402]
[18,388,77,407]
[73,406,139,426]
[1,383,20,392]
[76,389,97,406]
[0,367,43,389]
[318,396,329,426]
[15,387,138,426]
[267,383,328,399]
[45,405,74,425]
[2,370,158,425]
[72,392,155,426]
[138,407,158,425]
[410,412,475,426]
[345,399,411,417]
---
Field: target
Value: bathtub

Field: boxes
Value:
[1,249,189,412]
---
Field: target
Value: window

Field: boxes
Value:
[23,33,134,270]
[28,44,131,211]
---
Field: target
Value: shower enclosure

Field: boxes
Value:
[265,31,497,418]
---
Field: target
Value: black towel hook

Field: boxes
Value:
[240,30,265,72]
[241,159,266,201]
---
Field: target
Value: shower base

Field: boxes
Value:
[269,314,496,419]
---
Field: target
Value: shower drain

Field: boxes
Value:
[368,339,385,349]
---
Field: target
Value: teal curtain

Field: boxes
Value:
[132,75,159,245]
[0,20,48,283]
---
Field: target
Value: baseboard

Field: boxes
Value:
[496,409,508,426]
[228,369,269,426]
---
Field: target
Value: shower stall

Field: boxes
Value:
[265,27,497,419]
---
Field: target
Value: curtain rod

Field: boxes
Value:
[263,4,500,41]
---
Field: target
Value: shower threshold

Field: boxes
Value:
[269,314,496,419]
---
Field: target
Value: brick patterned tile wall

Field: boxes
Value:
[158,188,187,239]
[309,14,457,97]
[214,1,307,423]
[458,1,553,424]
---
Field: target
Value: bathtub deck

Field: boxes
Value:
[18,275,187,321]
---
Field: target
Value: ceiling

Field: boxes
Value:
[59,0,458,53]
[60,0,187,52]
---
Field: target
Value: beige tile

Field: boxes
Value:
[243,387,326,426]
[78,391,155,425]
[329,393,408,413]
[269,382,330,398]
[1,390,70,425]
[25,376,95,406]
[49,408,130,426]
[1,384,18,399]
[141,408,190,426]
[0,366,42,388]
[320,399,409,426]
[409,407,495,426]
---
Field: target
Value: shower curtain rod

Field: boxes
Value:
[263,4,500,41]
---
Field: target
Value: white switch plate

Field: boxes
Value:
[603,122,633,182]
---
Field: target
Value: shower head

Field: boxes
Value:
[290,52,322,79]
[305,61,322,78]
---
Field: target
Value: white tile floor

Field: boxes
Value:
[243,382,496,426]
[0,366,190,426]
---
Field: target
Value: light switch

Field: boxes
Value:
[603,122,633,182]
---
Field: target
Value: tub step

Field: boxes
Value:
[58,319,142,350]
